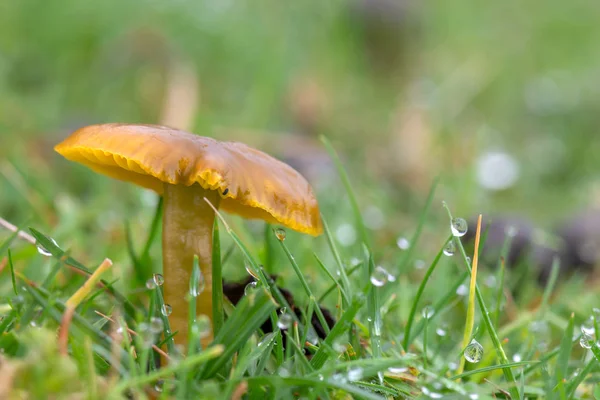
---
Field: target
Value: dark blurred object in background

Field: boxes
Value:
[554,209,600,276]
[223,276,336,344]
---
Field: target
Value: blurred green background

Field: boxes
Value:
[1,0,600,283]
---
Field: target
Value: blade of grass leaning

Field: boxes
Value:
[321,215,352,305]
[456,214,483,376]
[28,228,139,318]
[203,199,299,327]
[555,313,574,400]
[403,235,451,349]
[493,224,516,327]
[278,236,330,335]
[7,249,17,295]
[212,219,224,336]
[310,293,366,369]
[566,344,598,398]
[200,287,277,378]
[443,204,519,399]
[537,257,560,319]
[321,136,383,373]
[398,177,439,271]
[409,271,469,343]
[140,196,163,264]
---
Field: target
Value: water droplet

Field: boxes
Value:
[451,218,468,237]
[29,321,38,328]
[154,380,164,393]
[197,315,212,338]
[422,387,443,399]
[370,266,391,287]
[318,374,324,381]
[421,306,435,319]
[466,256,472,264]
[443,241,456,256]
[581,317,595,335]
[580,332,594,349]
[448,362,458,371]
[332,338,347,352]
[145,279,156,290]
[190,270,205,297]
[245,263,260,280]
[244,281,258,295]
[331,373,348,384]
[138,322,155,347]
[469,394,480,400]
[593,308,600,320]
[153,274,164,286]
[149,317,163,334]
[350,257,361,266]
[36,238,58,257]
[512,353,522,362]
[161,304,172,316]
[396,237,410,250]
[436,328,447,337]
[347,367,363,382]
[464,339,484,363]
[275,228,286,241]
[388,366,407,374]
[414,259,426,269]
[278,367,290,377]
[277,313,293,330]
[485,275,497,288]
[336,223,357,247]
[456,284,468,296]
[306,328,319,345]
[476,151,520,191]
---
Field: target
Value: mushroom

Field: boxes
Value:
[55,123,323,348]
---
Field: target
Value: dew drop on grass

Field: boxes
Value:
[451,218,468,237]
[245,263,260,280]
[161,304,172,317]
[138,322,155,347]
[153,274,164,286]
[456,284,468,296]
[396,237,410,250]
[149,317,163,334]
[388,366,407,374]
[421,306,434,319]
[422,387,443,399]
[154,380,164,393]
[332,337,347,352]
[244,281,257,296]
[36,238,59,257]
[580,332,594,349]
[190,270,205,297]
[347,367,363,382]
[469,394,480,400]
[436,328,447,337]
[277,312,293,330]
[370,266,391,287]
[197,314,212,338]
[464,339,484,363]
[274,228,286,241]
[443,241,456,256]
[581,317,595,335]
[512,353,522,362]
[448,362,458,371]
[145,279,156,290]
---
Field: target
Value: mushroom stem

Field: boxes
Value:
[162,183,221,350]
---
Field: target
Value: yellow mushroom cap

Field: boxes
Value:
[55,123,323,236]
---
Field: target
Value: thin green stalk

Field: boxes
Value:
[212,220,224,336]
[278,237,330,335]
[443,204,519,399]
[403,236,450,349]
[457,214,482,377]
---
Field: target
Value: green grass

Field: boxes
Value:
[2,0,600,398]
